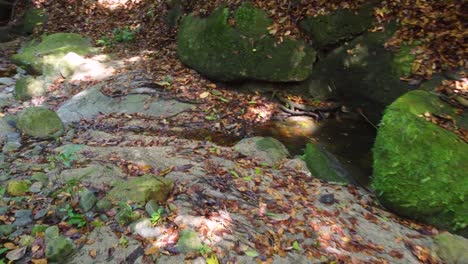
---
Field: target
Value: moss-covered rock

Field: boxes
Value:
[177,3,316,82]
[434,232,468,263]
[17,107,64,138]
[234,137,289,165]
[12,33,94,76]
[176,229,203,253]
[14,76,46,101]
[301,2,376,49]
[303,143,351,184]
[107,174,174,204]
[372,90,468,235]
[7,180,32,196]
[311,24,415,111]
[45,226,74,262]
[22,8,48,34]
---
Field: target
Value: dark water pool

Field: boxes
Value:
[255,115,377,187]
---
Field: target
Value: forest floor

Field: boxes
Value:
[0,0,466,263]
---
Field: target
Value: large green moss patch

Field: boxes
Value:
[177,3,316,82]
[372,90,468,234]
[12,33,94,76]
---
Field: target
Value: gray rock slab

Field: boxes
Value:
[68,226,142,264]
[57,84,194,123]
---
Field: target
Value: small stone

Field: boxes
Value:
[45,235,74,261]
[319,194,335,205]
[7,180,31,196]
[0,77,14,86]
[13,209,32,227]
[0,225,15,236]
[45,226,60,240]
[145,199,160,216]
[79,188,97,212]
[34,208,48,220]
[176,229,203,253]
[95,199,112,212]
[29,182,43,193]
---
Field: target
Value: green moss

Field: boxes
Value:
[17,107,64,138]
[177,5,316,82]
[372,90,468,234]
[107,174,174,204]
[12,33,93,76]
[303,143,351,183]
[392,42,418,77]
[234,3,270,38]
[7,180,32,196]
[301,2,375,48]
[22,8,48,34]
[14,76,46,101]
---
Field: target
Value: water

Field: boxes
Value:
[255,115,377,186]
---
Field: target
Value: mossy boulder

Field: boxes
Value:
[12,33,94,77]
[234,137,289,165]
[107,174,174,204]
[434,232,468,263]
[303,143,351,184]
[7,180,32,196]
[22,8,48,34]
[372,90,468,235]
[311,24,415,111]
[301,2,376,49]
[14,76,46,101]
[17,107,64,138]
[177,3,316,82]
[45,226,74,262]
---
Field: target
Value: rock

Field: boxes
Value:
[22,8,48,34]
[31,172,48,182]
[434,232,468,264]
[29,181,43,193]
[7,180,31,196]
[234,137,289,165]
[0,77,14,85]
[45,226,74,262]
[11,33,94,77]
[303,143,352,183]
[373,90,468,235]
[176,229,203,253]
[13,209,32,227]
[57,84,194,124]
[79,188,97,212]
[17,107,64,138]
[311,24,415,115]
[95,199,112,212]
[107,174,174,204]
[14,76,46,101]
[165,1,184,29]
[319,194,335,205]
[301,2,376,49]
[68,226,141,264]
[0,116,16,146]
[0,224,14,237]
[177,3,316,82]
[145,199,161,216]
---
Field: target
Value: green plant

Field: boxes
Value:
[199,244,212,255]
[150,207,164,225]
[48,145,82,168]
[61,205,87,228]
[113,27,137,42]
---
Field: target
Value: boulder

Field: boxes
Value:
[434,232,468,264]
[7,180,31,196]
[14,76,46,100]
[234,137,289,165]
[12,33,94,77]
[177,3,316,82]
[372,90,468,235]
[22,8,48,34]
[45,226,74,262]
[311,24,415,112]
[303,143,351,184]
[107,174,174,204]
[17,107,64,138]
[301,2,376,49]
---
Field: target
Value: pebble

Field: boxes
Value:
[13,210,33,227]
[319,194,335,205]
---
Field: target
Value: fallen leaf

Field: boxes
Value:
[199,91,210,99]
[6,246,27,261]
